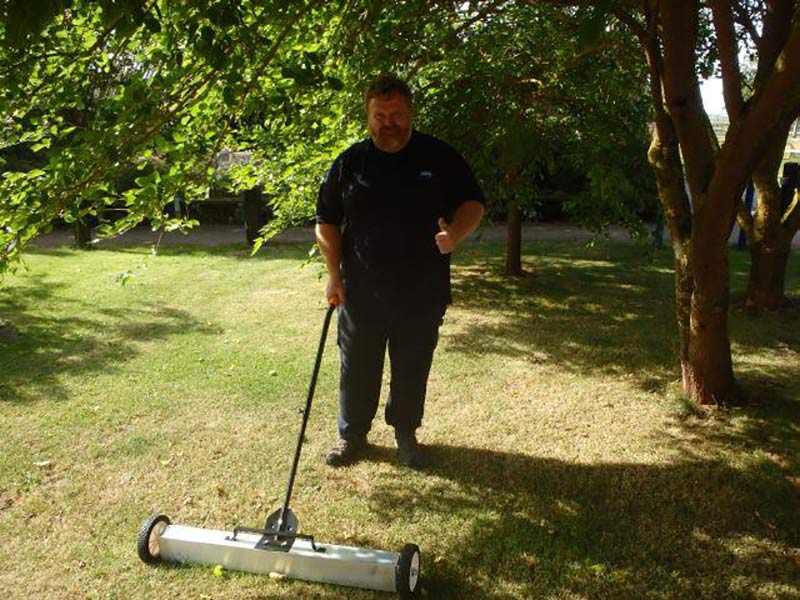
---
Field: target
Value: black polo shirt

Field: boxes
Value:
[316,130,484,313]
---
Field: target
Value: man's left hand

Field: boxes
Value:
[435,218,458,254]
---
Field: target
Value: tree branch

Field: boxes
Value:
[659,0,718,202]
[753,0,794,91]
[708,20,800,237]
[0,1,140,78]
[407,0,513,78]
[639,1,692,244]
[610,5,647,42]
[642,2,667,123]
[709,0,745,120]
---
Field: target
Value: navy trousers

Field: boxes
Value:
[336,302,445,440]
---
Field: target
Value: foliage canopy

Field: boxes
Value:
[0,0,655,273]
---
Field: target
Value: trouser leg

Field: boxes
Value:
[337,303,387,440]
[385,307,445,433]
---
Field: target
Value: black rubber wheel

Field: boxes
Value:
[137,514,171,564]
[395,543,421,598]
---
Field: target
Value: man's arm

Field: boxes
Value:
[316,223,346,305]
[435,200,485,254]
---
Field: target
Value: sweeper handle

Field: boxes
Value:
[273,300,337,532]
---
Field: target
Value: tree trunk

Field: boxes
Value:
[674,245,692,386]
[743,124,795,310]
[505,202,522,276]
[644,93,693,393]
[659,0,740,405]
[746,244,791,309]
[242,186,266,246]
[629,0,800,405]
[504,166,522,276]
[73,218,92,249]
[685,240,737,404]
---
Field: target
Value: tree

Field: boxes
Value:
[728,1,800,310]
[0,0,339,274]
[323,1,654,275]
[423,4,654,275]
[609,0,800,404]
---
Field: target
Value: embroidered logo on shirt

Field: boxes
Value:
[418,170,433,180]
[355,174,371,187]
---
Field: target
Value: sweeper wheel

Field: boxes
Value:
[137,514,171,564]
[395,543,420,598]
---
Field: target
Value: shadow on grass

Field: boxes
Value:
[731,302,800,356]
[447,243,800,395]
[365,443,800,599]
[0,274,222,403]
[447,244,680,392]
[674,371,800,476]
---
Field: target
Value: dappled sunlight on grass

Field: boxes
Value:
[446,243,679,395]
[0,240,798,599]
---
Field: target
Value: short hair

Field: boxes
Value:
[364,75,413,111]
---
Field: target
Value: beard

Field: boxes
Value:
[372,125,410,152]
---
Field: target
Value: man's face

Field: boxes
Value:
[367,93,412,153]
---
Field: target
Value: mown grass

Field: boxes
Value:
[0,238,798,600]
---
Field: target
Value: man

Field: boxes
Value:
[315,75,484,468]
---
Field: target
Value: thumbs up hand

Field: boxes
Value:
[435,217,458,254]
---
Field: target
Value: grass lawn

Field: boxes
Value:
[1,238,799,600]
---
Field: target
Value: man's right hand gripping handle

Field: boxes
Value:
[326,277,345,307]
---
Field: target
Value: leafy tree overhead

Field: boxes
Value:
[0,0,340,273]
[416,3,653,275]
[323,0,655,275]
[1,0,656,276]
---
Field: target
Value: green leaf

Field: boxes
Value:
[31,139,52,152]
[250,236,265,255]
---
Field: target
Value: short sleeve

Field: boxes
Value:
[443,147,485,214]
[316,154,345,225]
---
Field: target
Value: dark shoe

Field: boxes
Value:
[395,431,424,468]
[325,437,367,467]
